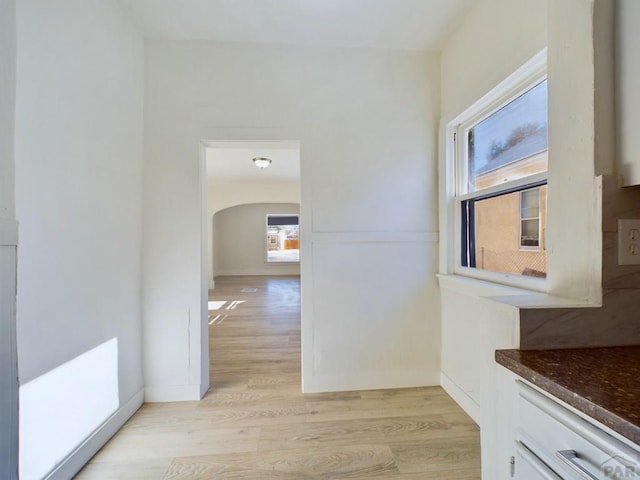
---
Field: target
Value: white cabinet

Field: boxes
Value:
[617,0,640,186]
[513,381,640,480]
[515,442,563,480]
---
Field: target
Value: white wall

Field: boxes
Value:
[209,182,301,218]
[15,0,144,477]
[439,0,547,401]
[439,1,548,478]
[440,0,548,124]
[439,1,612,479]
[617,0,640,185]
[213,203,300,276]
[0,0,18,478]
[144,40,441,398]
[546,0,610,302]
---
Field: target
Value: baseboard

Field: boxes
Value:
[215,267,300,276]
[302,371,440,394]
[200,377,210,398]
[440,372,481,425]
[45,388,144,480]
[144,384,203,402]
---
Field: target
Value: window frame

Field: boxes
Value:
[445,49,548,291]
[519,187,542,251]
[265,213,300,264]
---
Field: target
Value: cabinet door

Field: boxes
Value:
[617,0,640,186]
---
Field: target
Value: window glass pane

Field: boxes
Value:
[467,185,547,277]
[468,80,548,191]
[267,215,299,226]
[266,214,299,263]
[520,189,540,219]
[521,219,539,246]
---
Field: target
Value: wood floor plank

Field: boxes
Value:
[75,276,480,480]
[304,395,465,423]
[359,467,482,480]
[389,437,481,474]
[258,413,478,453]
[199,390,300,407]
[195,403,308,428]
[90,427,260,463]
[257,418,387,451]
[381,413,480,444]
[74,459,172,479]
[164,444,399,479]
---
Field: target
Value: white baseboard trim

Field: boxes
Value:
[440,372,481,425]
[302,371,440,394]
[45,388,144,480]
[215,268,300,277]
[200,377,210,398]
[144,384,203,402]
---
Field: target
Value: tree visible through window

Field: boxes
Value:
[266,214,299,263]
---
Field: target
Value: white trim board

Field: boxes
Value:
[144,384,204,403]
[302,371,440,394]
[440,372,480,425]
[46,388,144,480]
[0,247,18,480]
[215,268,300,277]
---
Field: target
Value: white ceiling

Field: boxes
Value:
[118,0,474,51]
[206,142,300,185]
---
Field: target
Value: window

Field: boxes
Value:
[266,214,299,263]
[520,188,541,248]
[451,53,548,285]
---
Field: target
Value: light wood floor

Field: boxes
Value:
[76,276,480,479]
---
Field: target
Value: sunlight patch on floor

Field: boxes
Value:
[208,300,227,310]
[225,300,245,310]
[208,314,229,325]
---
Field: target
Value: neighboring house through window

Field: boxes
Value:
[449,50,548,285]
[520,187,541,248]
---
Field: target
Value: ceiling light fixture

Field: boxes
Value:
[252,157,272,169]
[253,157,271,168]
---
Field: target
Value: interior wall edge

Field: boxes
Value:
[440,372,481,425]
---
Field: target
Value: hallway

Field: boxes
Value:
[76,276,480,479]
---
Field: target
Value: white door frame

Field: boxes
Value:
[0,0,19,477]
[199,135,303,391]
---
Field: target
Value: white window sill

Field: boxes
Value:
[436,274,598,309]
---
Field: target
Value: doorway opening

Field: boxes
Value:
[204,141,301,392]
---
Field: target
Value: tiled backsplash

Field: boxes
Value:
[520,175,640,350]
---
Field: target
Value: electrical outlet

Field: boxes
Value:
[618,219,640,265]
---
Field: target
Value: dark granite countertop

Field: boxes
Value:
[496,346,640,445]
